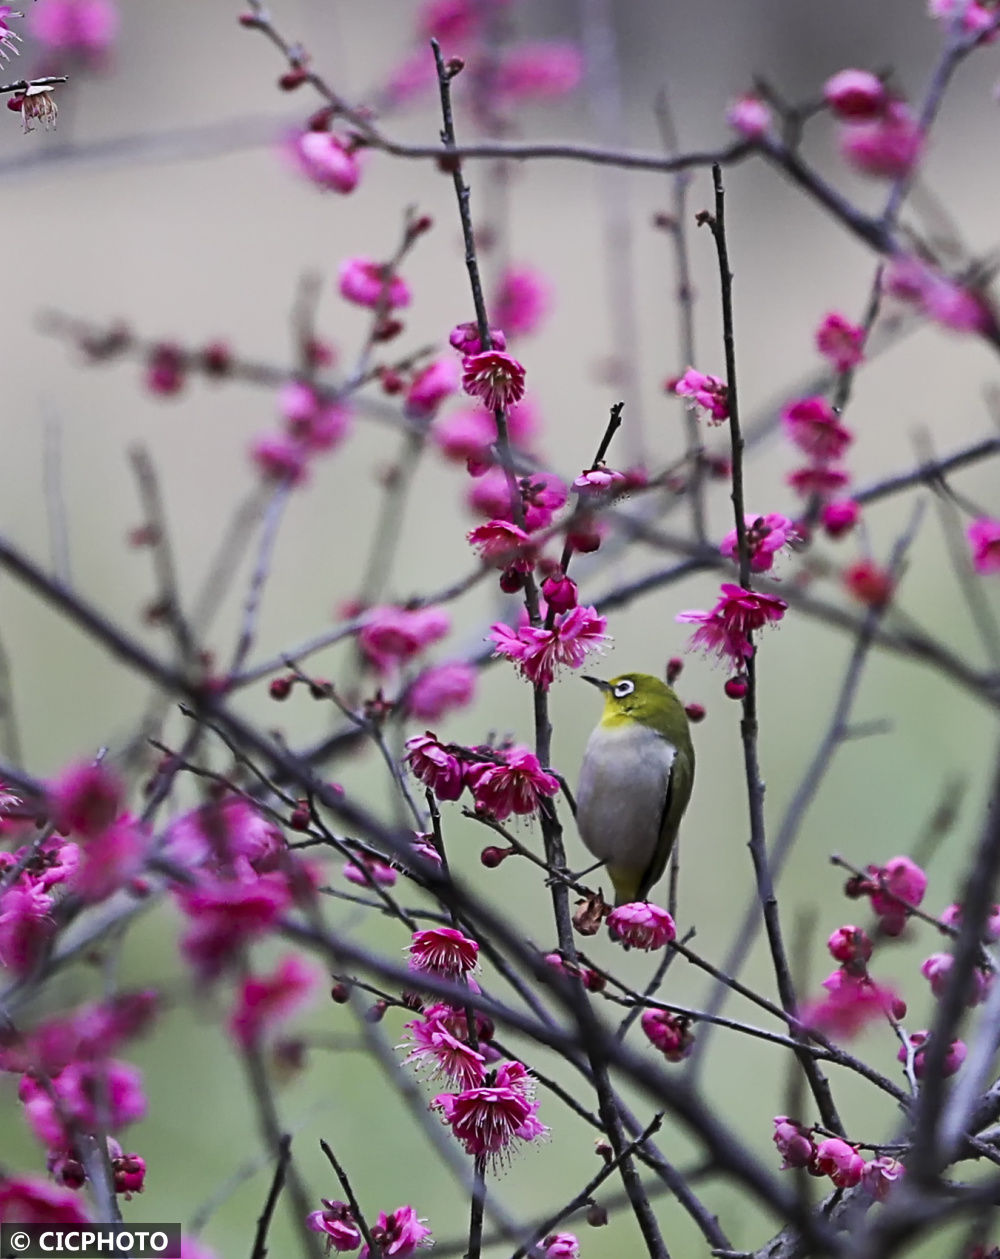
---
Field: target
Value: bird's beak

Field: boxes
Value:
[583,675,612,692]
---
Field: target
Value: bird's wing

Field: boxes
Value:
[636,741,694,902]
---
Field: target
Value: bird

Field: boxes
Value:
[576,672,695,907]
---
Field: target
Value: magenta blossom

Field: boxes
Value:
[408,927,479,979]
[823,69,888,120]
[307,1199,362,1253]
[405,662,477,721]
[20,1058,146,1147]
[470,746,560,820]
[787,464,851,500]
[968,518,1000,574]
[726,94,772,138]
[402,1013,487,1090]
[801,968,901,1040]
[338,258,411,309]
[860,1156,905,1202]
[883,256,993,335]
[405,732,465,802]
[719,513,797,573]
[467,520,534,569]
[448,321,506,357]
[815,312,865,371]
[433,1065,545,1164]
[278,382,351,452]
[30,0,118,59]
[288,130,361,193]
[640,1008,694,1061]
[542,1235,580,1259]
[899,1030,966,1079]
[48,762,123,838]
[781,396,853,463]
[228,954,318,1049]
[492,266,550,337]
[342,854,397,889]
[462,350,526,412]
[405,357,459,420]
[922,952,994,1006]
[494,41,583,102]
[359,604,450,675]
[940,900,1000,942]
[840,101,923,178]
[676,583,788,666]
[490,605,609,690]
[673,368,729,422]
[360,1205,432,1259]
[251,434,309,486]
[0,1175,90,1224]
[821,498,860,538]
[813,1137,865,1188]
[608,902,676,951]
[773,1116,815,1170]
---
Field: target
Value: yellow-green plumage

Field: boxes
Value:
[576,672,695,906]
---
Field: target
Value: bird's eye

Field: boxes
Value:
[613,680,635,698]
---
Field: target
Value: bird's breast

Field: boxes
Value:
[576,723,675,870]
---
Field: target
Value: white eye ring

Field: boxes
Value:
[613,679,635,698]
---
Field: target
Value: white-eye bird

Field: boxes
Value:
[576,673,695,906]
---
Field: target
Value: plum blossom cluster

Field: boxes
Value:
[719,513,798,574]
[842,855,928,936]
[0,992,156,1202]
[772,1118,904,1200]
[307,1200,432,1258]
[882,255,995,338]
[383,0,583,122]
[801,924,903,1040]
[432,1060,547,1166]
[671,367,729,423]
[405,732,559,819]
[676,583,787,685]
[780,393,863,546]
[823,70,923,180]
[641,1008,695,1063]
[490,605,609,691]
[608,902,676,951]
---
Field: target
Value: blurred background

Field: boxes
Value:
[2,1,1000,1255]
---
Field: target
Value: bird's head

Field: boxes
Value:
[583,672,689,741]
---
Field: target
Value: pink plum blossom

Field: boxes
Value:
[359,605,450,674]
[608,903,676,951]
[306,1199,363,1252]
[470,746,560,820]
[781,397,853,463]
[929,0,999,36]
[402,1013,487,1090]
[801,968,901,1039]
[338,258,411,309]
[467,520,534,569]
[719,513,797,573]
[251,434,309,485]
[840,102,923,178]
[492,267,550,337]
[0,881,55,975]
[405,357,459,420]
[860,1156,905,1202]
[677,584,788,666]
[490,605,609,690]
[288,130,361,193]
[405,732,466,802]
[494,42,583,101]
[899,1030,966,1079]
[408,927,479,979]
[433,1065,545,1164]
[968,519,1000,574]
[175,876,293,980]
[0,1175,90,1224]
[824,70,888,120]
[673,368,729,422]
[462,350,526,412]
[726,95,772,138]
[883,256,993,334]
[940,900,1000,941]
[20,1058,146,1147]
[864,855,927,934]
[773,1116,815,1169]
[813,1137,865,1188]
[543,1235,580,1259]
[922,952,994,1006]
[228,954,318,1048]
[30,0,118,59]
[448,321,506,356]
[787,465,851,499]
[815,312,866,371]
[359,1205,432,1259]
[342,854,397,888]
[278,382,351,452]
[640,1008,694,1061]
[827,925,873,970]
[405,663,477,721]
[48,762,123,838]
[821,499,860,538]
